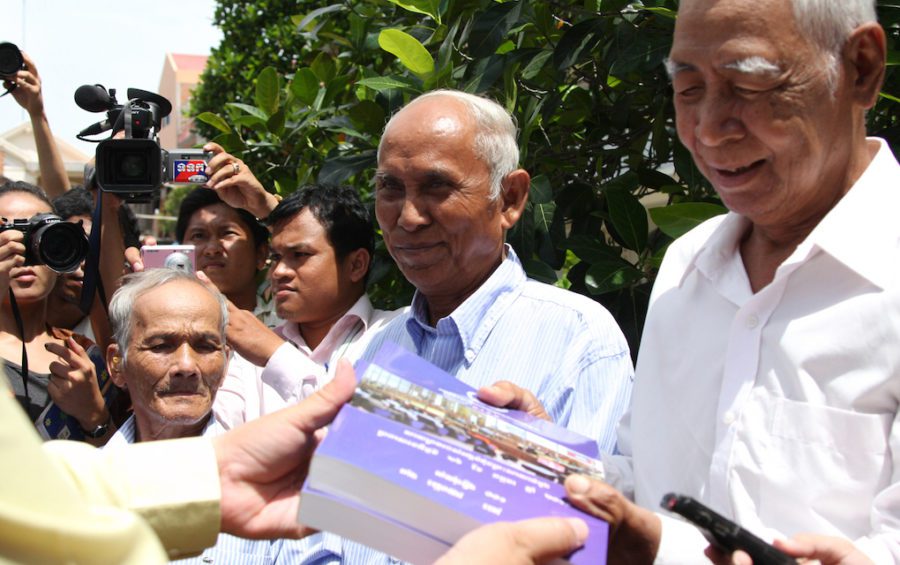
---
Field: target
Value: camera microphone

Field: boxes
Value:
[78,118,113,137]
[74,84,115,112]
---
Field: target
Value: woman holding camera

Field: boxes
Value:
[0,181,113,444]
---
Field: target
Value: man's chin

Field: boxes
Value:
[156,409,212,428]
[275,303,303,322]
[156,396,211,416]
[398,261,444,282]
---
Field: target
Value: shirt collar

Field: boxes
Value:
[406,245,526,364]
[681,138,900,292]
[805,138,900,290]
[279,294,373,362]
[678,213,754,305]
[109,413,218,445]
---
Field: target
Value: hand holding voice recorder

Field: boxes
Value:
[660,493,795,564]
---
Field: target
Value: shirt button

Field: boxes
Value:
[746,314,759,328]
[723,411,736,425]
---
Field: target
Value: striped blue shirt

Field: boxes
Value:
[105,416,317,565]
[326,246,634,564]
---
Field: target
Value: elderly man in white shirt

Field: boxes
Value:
[501,0,900,564]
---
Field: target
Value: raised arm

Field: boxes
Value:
[9,52,71,198]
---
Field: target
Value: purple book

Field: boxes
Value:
[300,342,609,565]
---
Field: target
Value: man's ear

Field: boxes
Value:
[844,22,887,109]
[256,242,270,271]
[499,169,530,230]
[345,248,371,285]
[106,344,126,388]
[218,343,233,388]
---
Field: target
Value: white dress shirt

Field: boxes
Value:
[604,138,900,563]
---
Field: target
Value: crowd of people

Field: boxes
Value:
[1,0,898,563]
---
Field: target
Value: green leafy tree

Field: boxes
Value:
[192,0,900,357]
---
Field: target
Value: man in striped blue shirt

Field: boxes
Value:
[328,90,634,563]
[102,268,307,564]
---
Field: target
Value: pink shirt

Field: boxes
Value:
[213,294,402,429]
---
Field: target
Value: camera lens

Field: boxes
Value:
[95,138,163,201]
[0,42,24,77]
[31,220,90,273]
[163,251,193,272]
[118,152,149,180]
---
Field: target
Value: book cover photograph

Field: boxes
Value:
[300,342,610,565]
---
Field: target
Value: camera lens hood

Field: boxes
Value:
[29,216,90,274]
[0,42,24,77]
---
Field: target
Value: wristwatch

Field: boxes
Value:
[81,414,111,438]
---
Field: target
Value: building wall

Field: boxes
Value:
[158,53,207,151]
[158,54,179,150]
[0,122,90,188]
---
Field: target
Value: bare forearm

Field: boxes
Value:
[98,194,127,304]
[30,110,70,198]
[89,287,113,353]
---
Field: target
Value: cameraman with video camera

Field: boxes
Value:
[0,44,70,198]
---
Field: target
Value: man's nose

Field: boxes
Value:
[396,195,430,232]
[694,92,744,148]
[202,239,224,255]
[172,343,200,374]
[269,257,292,281]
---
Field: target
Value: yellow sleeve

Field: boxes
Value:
[0,378,220,563]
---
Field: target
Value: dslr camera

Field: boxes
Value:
[75,84,210,203]
[0,213,89,273]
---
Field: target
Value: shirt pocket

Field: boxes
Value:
[755,394,891,537]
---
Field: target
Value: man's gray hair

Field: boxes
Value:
[791,0,877,88]
[380,89,520,200]
[792,0,877,54]
[109,268,229,362]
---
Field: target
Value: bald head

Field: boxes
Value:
[380,90,520,200]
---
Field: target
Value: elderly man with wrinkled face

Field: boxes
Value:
[102,268,306,563]
[331,89,635,563]
[105,269,231,442]
[529,0,900,564]
[369,90,633,446]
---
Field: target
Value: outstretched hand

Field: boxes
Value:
[213,358,356,539]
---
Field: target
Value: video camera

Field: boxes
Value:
[0,213,89,274]
[75,84,210,203]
